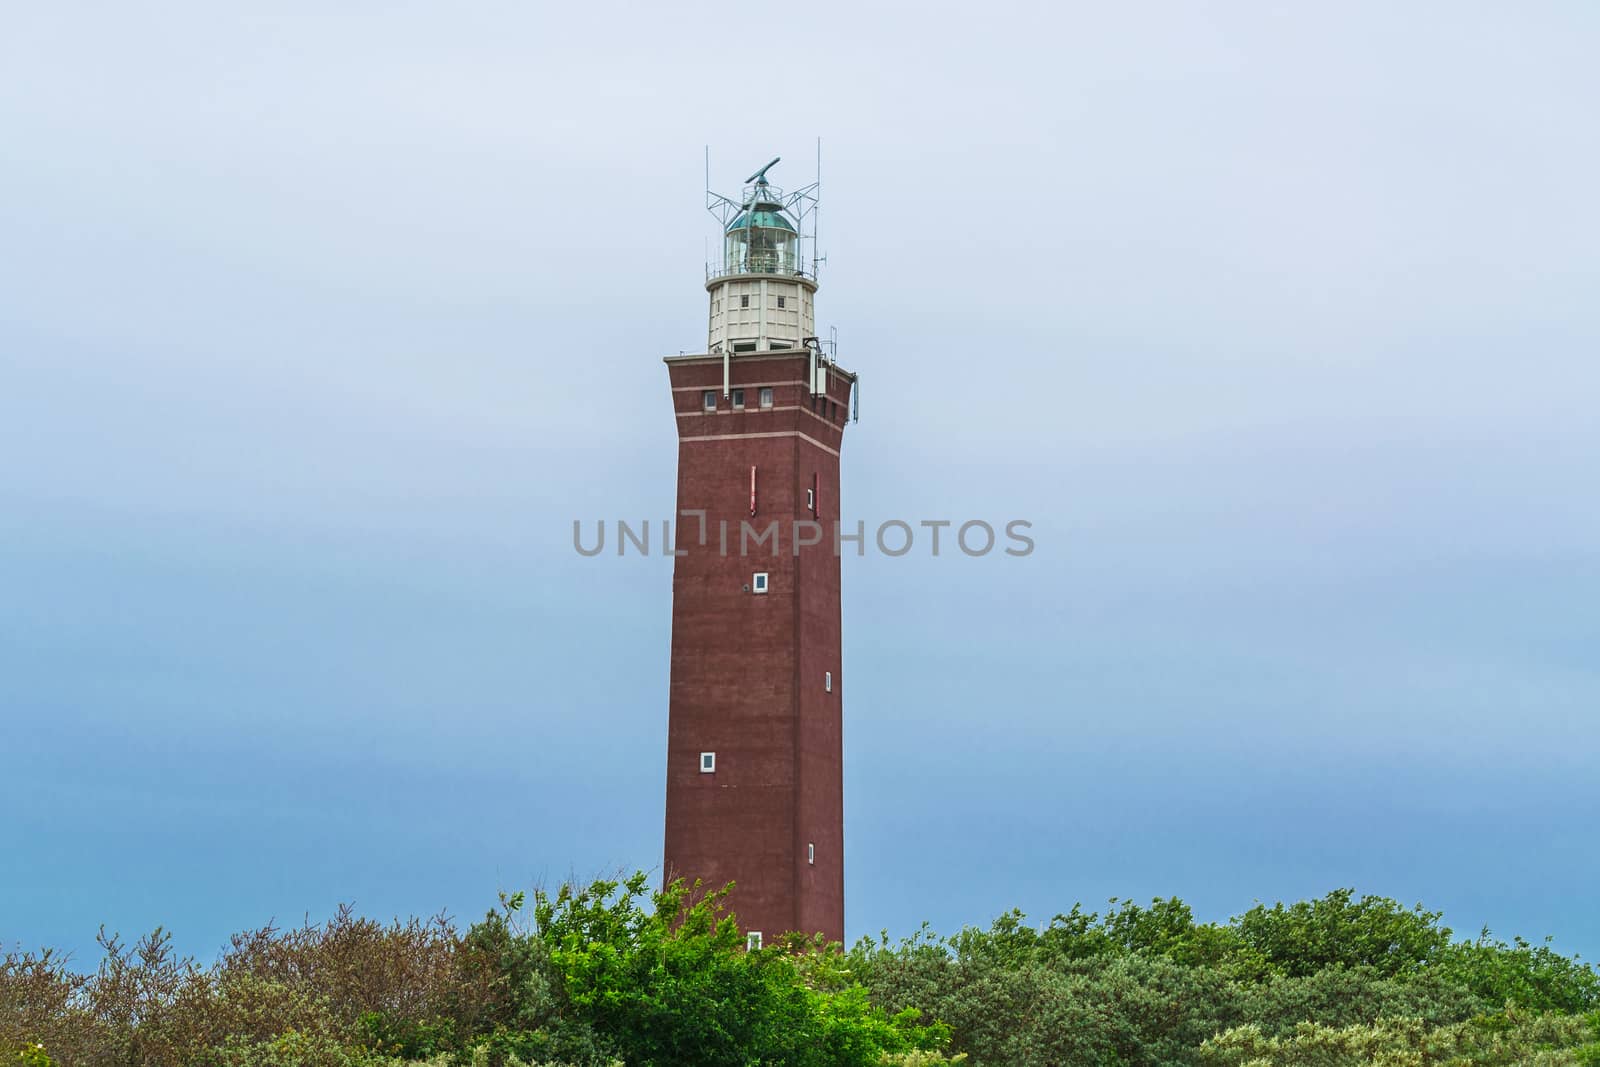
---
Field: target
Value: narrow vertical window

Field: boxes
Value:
[740,295,750,308]
[700,752,715,773]
[732,388,745,409]
[759,387,774,409]
[749,465,757,517]
[808,843,815,865]
[702,390,716,411]
[824,671,832,693]
[777,295,786,308]
[747,931,762,950]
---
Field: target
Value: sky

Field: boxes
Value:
[2,2,1598,967]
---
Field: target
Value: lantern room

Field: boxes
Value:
[724,194,798,275]
[704,157,819,356]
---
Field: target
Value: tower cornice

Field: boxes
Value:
[663,350,856,384]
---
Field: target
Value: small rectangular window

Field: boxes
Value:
[759,387,774,409]
[777,295,786,308]
[731,388,745,409]
[700,752,715,773]
[702,390,716,411]
[808,843,815,865]
[746,931,762,950]
[740,295,750,308]
[806,488,815,511]
[752,572,769,594]
[824,671,832,693]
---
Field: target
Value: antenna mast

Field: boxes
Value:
[813,137,821,278]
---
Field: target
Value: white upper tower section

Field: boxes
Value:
[704,157,819,355]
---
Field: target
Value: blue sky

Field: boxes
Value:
[2,2,1598,966]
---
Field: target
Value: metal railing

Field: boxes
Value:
[706,259,814,282]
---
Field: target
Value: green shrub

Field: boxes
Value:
[1234,964,1490,1036]
[1436,933,1600,1014]
[13,1044,53,1067]
[528,873,945,1067]
[7,881,1598,1067]
[1230,890,1453,979]
[1200,1009,1595,1067]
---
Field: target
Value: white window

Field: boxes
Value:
[731,388,745,409]
[806,488,815,510]
[759,387,774,409]
[752,572,769,594]
[808,842,815,865]
[700,752,715,773]
[824,671,832,693]
[702,390,716,411]
[746,931,762,950]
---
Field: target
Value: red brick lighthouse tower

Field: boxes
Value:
[662,158,854,947]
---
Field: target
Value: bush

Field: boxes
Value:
[13,1044,53,1067]
[1234,964,1490,1036]
[1436,933,1600,1014]
[6,881,1597,1067]
[1199,1008,1595,1067]
[1230,890,1453,979]
[849,889,1599,1067]
[529,873,945,1067]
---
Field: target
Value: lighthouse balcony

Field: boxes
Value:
[705,260,815,282]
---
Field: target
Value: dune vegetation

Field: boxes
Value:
[4,877,1597,1066]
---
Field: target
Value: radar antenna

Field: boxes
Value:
[745,157,781,184]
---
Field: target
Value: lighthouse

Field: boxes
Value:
[661,157,854,947]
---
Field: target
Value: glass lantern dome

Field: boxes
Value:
[724,187,799,275]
